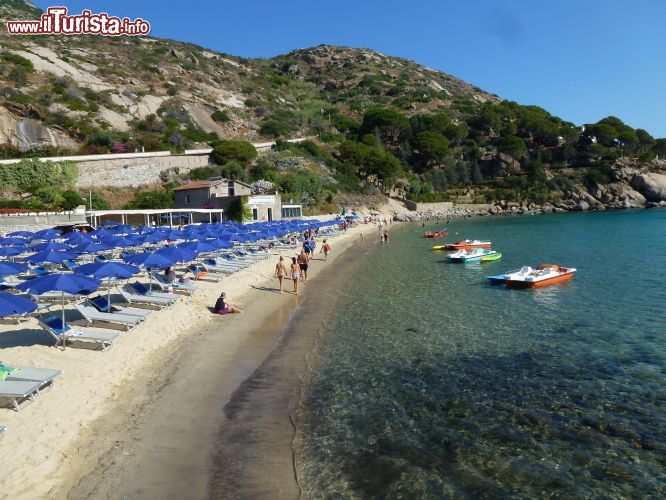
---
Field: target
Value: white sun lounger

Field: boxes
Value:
[119,285,176,308]
[0,380,44,412]
[4,365,61,394]
[39,316,119,350]
[149,273,197,294]
[199,260,238,275]
[129,283,180,301]
[88,297,152,319]
[75,302,145,330]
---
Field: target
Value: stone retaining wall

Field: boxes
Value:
[75,152,211,187]
[0,212,87,235]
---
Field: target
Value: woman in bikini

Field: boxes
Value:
[290,257,301,295]
[275,256,287,293]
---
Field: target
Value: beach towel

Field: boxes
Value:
[0,363,20,381]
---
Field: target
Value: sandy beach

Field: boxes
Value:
[0,219,372,499]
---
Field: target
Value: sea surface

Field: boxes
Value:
[294,210,666,498]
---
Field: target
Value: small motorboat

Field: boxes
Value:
[448,248,497,262]
[444,239,492,251]
[505,264,576,288]
[424,230,447,239]
[481,251,502,262]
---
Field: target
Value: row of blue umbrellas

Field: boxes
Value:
[0,218,342,336]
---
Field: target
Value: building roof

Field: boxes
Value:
[173,178,254,191]
[173,179,225,191]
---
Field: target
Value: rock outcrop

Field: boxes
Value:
[631,173,666,201]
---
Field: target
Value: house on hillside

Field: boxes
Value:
[173,177,302,222]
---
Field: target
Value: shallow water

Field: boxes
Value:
[294,210,666,498]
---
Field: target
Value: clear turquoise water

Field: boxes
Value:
[295,210,666,498]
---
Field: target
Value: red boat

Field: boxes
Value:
[444,239,492,251]
[505,264,576,288]
[424,230,447,239]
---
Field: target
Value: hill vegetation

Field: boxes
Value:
[0,3,664,212]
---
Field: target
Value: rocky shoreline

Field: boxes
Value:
[393,168,666,222]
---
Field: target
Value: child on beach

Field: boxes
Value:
[275,256,287,293]
[290,257,301,295]
[320,239,331,260]
[213,292,242,315]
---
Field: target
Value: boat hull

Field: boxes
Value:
[481,252,502,262]
[444,243,491,251]
[506,271,575,288]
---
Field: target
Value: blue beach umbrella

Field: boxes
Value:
[102,237,139,249]
[0,293,37,318]
[124,251,175,290]
[25,250,77,265]
[16,273,101,341]
[31,242,73,252]
[62,232,94,245]
[90,228,114,239]
[0,246,28,258]
[0,261,29,276]
[32,229,62,240]
[155,247,197,264]
[75,261,140,311]
[1,237,30,246]
[73,242,113,255]
[7,231,33,238]
[177,241,217,254]
[124,252,175,269]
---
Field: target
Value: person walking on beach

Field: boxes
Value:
[320,239,331,261]
[275,256,287,293]
[297,249,309,282]
[383,230,389,243]
[290,257,301,295]
[213,292,242,315]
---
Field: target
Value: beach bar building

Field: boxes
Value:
[173,178,302,221]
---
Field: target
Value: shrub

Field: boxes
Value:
[210,140,257,165]
[60,190,86,210]
[211,109,230,123]
[1,53,34,71]
[260,119,292,137]
[226,195,252,222]
[0,158,78,191]
[190,166,221,180]
[123,190,174,209]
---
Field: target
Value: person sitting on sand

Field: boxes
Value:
[164,266,176,283]
[275,256,287,293]
[213,292,242,315]
[290,257,301,295]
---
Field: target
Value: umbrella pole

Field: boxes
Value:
[107,280,112,312]
[61,290,66,351]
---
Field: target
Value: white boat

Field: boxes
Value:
[448,248,497,262]
[505,264,577,288]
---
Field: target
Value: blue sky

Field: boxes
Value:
[32,0,666,137]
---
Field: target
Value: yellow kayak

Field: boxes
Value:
[432,245,447,250]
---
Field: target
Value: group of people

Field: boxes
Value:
[273,237,331,294]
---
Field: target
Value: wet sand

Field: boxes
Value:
[54,234,372,499]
